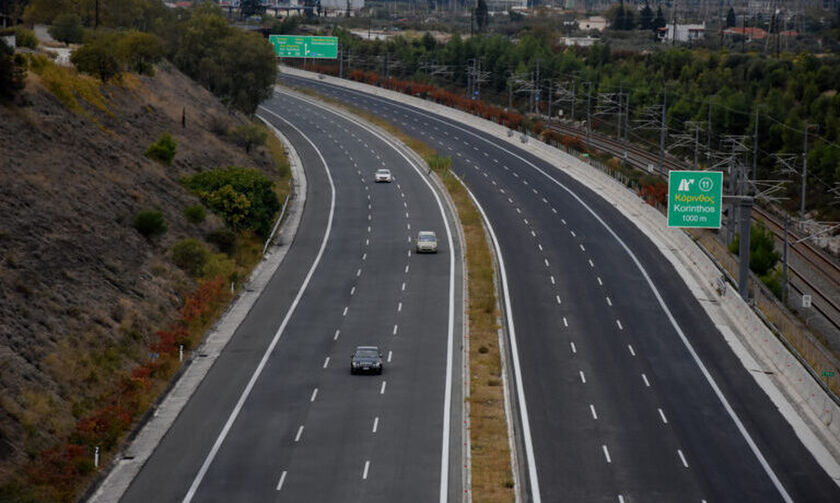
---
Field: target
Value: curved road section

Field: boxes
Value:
[120,90,464,502]
[283,73,840,502]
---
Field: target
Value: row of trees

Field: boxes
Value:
[326,26,840,218]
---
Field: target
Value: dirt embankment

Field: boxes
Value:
[0,61,279,488]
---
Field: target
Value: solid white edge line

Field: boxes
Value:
[182,106,336,503]
[459,179,542,502]
[323,89,792,500]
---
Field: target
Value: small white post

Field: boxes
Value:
[94,446,99,468]
[230,281,235,294]
[179,345,184,362]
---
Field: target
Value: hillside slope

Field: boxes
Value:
[0,60,283,494]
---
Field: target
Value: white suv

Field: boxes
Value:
[415,231,438,253]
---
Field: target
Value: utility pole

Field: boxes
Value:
[801,124,808,218]
[738,196,753,300]
[617,85,623,139]
[752,105,759,181]
[339,43,343,78]
[782,213,789,304]
[586,81,592,151]
[623,92,630,162]
[707,96,713,159]
[547,79,553,129]
[659,89,667,170]
[694,122,700,169]
[535,59,540,115]
[571,78,577,123]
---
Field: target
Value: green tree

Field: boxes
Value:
[652,6,666,33]
[230,123,268,153]
[133,209,168,238]
[726,7,736,28]
[11,26,38,49]
[0,40,26,101]
[118,31,165,75]
[475,0,488,33]
[639,1,653,30]
[240,0,265,19]
[171,238,210,277]
[215,29,276,114]
[49,13,83,44]
[145,132,177,165]
[71,36,122,82]
[729,222,780,276]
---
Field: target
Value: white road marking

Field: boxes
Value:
[628,344,636,356]
[580,371,586,384]
[310,388,318,402]
[380,381,387,394]
[516,207,521,213]
[524,219,529,225]
[552,207,558,214]
[542,197,548,203]
[550,275,555,284]
[570,342,576,354]
[362,460,370,479]
[508,198,513,204]
[362,253,367,261]
[397,302,402,312]
[531,230,536,237]
[404,264,409,274]
[408,236,412,243]
[563,317,568,327]
[659,408,669,424]
[367,214,372,221]
[606,297,612,306]
[365,239,370,246]
[393,324,399,335]
[589,259,595,267]
[556,296,562,305]
[642,374,650,387]
[357,269,362,277]
[603,445,612,463]
[323,357,330,369]
[276,471,287,491]
[561,219,567,225]
[544,259,550,267]
[294,425,304,442]
[513,172,519,178]
[372,417,379,433]
[580,244,586,252]
[342,306,348,316]
[597,277,603,286]
[387,351,392,362]
[616,320,623,330]
[618,495,624,503]
[367,225,371,232]
[678,449,689,468]
[401,282,406,291]
[351,286,356,295]
[334,329,340,341]
[590,404,598,419]
[538,243,543,251]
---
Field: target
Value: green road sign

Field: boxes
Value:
[269,35,337,59]
[667,170,723,229]
[822,371,836,377]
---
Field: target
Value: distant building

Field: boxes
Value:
[723,26,767,41]
[559,36,598,47]
[658,22,706,43]
[580,16,607,32]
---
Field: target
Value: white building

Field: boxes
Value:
[659,22,706,43]
[580,16,607,32]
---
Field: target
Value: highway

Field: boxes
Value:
[282,72,840,502]
[120,90,464,501]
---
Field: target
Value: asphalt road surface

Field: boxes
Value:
[282,73,840,503]
[121,89,464,502]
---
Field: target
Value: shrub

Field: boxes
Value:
[48,14,84,44]
[171,238,210,277]
[118,31,165,76]
[229,123,267,153]
[12,27,39,49]
[0,41,26,101]
[184,204,206,224]
[145,132,177,165]
[182,167,279,237]
[728,221,780,276]
[133,210,168,238]
[207,227,238,255]
[70,36,122,82]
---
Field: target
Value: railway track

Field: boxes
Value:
[548,121,840,333]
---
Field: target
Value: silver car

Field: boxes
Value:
[415,231,438,253]
[374,168,392,183]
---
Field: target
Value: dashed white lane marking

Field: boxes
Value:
[513,172,519,178]
[570,342,577,354]
[563,317,568,327]
[552,207,558,214]
[387,351,392,362]
[561,219,567,225]
[365,239,370,246]
[407,236,412,243]
[556,296,562,305]
[590,404,598,419]
[579,371,586,384]
[544,259,550,267]
[407,222,411,230]
[570,230,576,237]
[372,417,379,433]
[367,225,371,233]
[531,230,536,237]
[401,282,406,291]
[516,207,521,213]
[362,460,370,479]
[538,243,543,251]
[294,425,304,442]
[405,212,409,218]
[658,408,669,424]
[597,277,603,286]
[603,445,612,463]
[351,286,356,296]
[642,374,650,387]
[628,344,636,356]
[310,388,318,402]
[508,198,514,204]
[334,329,340,341]
[580,244,586,252]
[393,324,399,335]
[542,197,548,203]
[323,357,330,369]
[357,269,362,277]
[589,259,595,268]
[617,320,623,330]
[618,495,625,503]
[342,306,349,316]
[397,302,402,312]
[606,297,612,306]
[550,275,555,284]
[677,449,689,468]
[524,219,529,225]
[362,253,367,261]
[407,250,411,257]
[276,471,287,491]
[380,381,387,395]
[404,264,409,274]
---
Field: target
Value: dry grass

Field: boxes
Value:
[289,86,514,501]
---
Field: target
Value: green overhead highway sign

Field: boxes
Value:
[269,35,337,59]
[823,371,836,377]
[667,170,723,229]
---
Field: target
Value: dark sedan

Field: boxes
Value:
[350,346,383,375]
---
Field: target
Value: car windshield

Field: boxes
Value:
[355,349,379,358]
[376,170,390,175]
[419,234,436,242]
